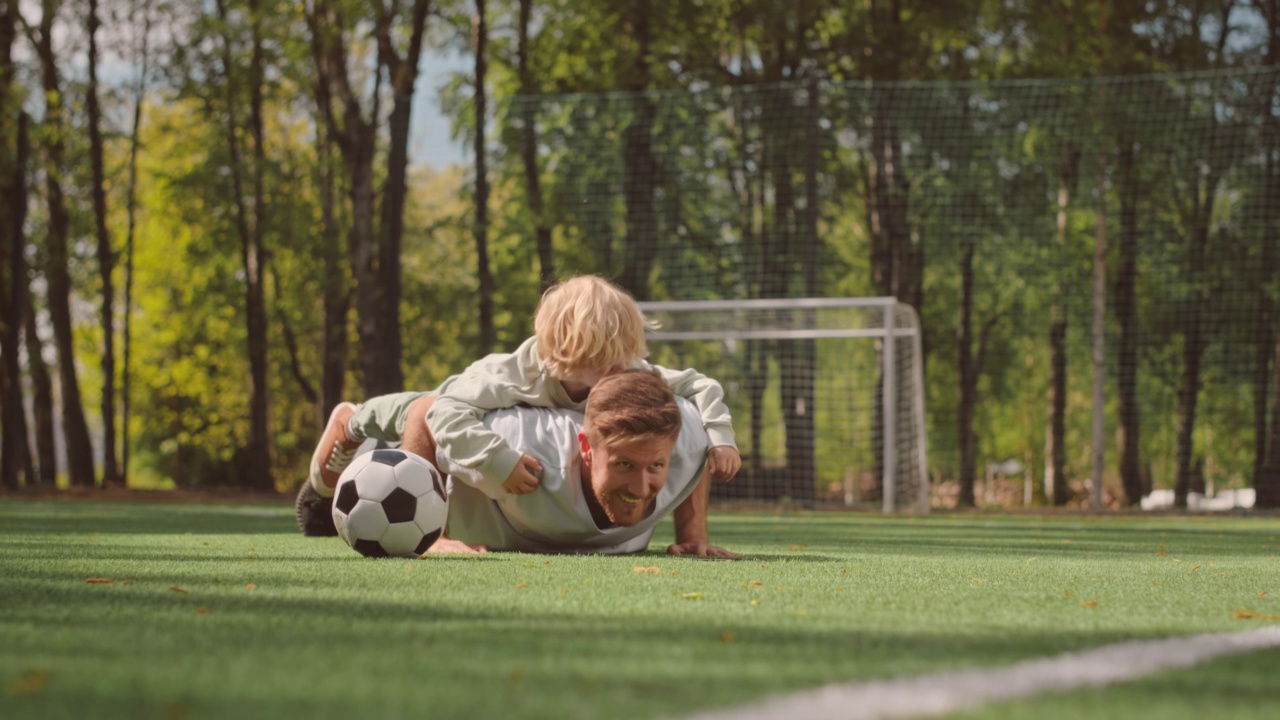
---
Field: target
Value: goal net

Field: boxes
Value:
[638,297,929,513]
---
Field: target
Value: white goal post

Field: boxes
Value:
[637,297,929,514]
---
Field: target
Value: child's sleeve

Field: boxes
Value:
[646,363,738,450]
[426,340,549,498]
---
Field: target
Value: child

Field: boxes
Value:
[297,275,740,535]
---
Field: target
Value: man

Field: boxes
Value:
[406,369,736,557]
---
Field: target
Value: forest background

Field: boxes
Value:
[3,0,1280,511]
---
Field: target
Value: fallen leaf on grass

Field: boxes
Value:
[680,592,704,600]
[193,608,210,615]
[1190,565,1201,572]
[1232,608,1280,621]
[245,583,256,591]
[633,566,662,574]
[788,544,809,550]
[670,570,679,577]
[85,578,114,584]
[8,669,51,695]
[719,631,737,643]
[170,586,190,594]
[516,583,528,589]
[749,580,763,587]
[971,579,982,586]
[750,599,760,606]
[1080,600,1099,608]
[1155,551,1167,556]
[1063,591,1074,598]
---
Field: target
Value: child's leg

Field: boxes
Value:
[346,391,433,443]
[398,395,488,554]
[307,391,430,496]
[298,391,435,536]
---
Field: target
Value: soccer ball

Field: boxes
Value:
[332,449,449,557]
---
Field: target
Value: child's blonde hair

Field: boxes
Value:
[534,275,654,378]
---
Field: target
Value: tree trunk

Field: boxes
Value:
[868,87,921,502]
[1,110,27,489]
[1089,157,1107,510]
[472,0,494,353]
[317,113,348,421]
[783,79,822,504]
[25,300,57,486]
[1174,318,1205,508]
[245,0,271,490]
[122,0,153,485]
[1255,6,1280,508]
[517,0,554,292]
[308,0,391,400]
[957,241,978,508]
[34,7,97,487]
[1115,141,1142,505]
[87,0,120,487]
[618,0,657,300]
[216,0,271,490]
[1045,149,1077,507]
[372,0,430,392]
[1174,201,1216,508]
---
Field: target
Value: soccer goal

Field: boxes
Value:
[637,297,929,514]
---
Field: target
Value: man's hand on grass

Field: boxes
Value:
[425,537,489,554]
[666,542,739,558]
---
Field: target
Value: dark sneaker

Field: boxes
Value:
[295,479,337,536]
[308,402,361,493]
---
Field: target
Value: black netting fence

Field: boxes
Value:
[504,66,1280,507]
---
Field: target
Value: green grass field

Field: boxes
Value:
[2,498,1279,720]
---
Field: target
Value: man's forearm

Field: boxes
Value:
[672,468,711,546]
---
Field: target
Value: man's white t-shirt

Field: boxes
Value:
[436,398,708,554]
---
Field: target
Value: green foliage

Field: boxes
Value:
[11,0,1280,503]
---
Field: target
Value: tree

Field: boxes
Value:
[213,0,272,490]
[1253,0,1280,509]
[307,0,431,399]
[0,0,25,490]
[515,0,554,291]
[121,0,154,484]
[473,0,494,353]
[1,112,28,490]
[29,0,97,487]
[87,0,120,486]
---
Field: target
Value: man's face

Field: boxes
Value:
[578,431,676,527]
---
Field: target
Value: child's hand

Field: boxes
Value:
[502,454,543,494]
[707,445,741,482]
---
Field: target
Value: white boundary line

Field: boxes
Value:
[680,627,1280,720]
